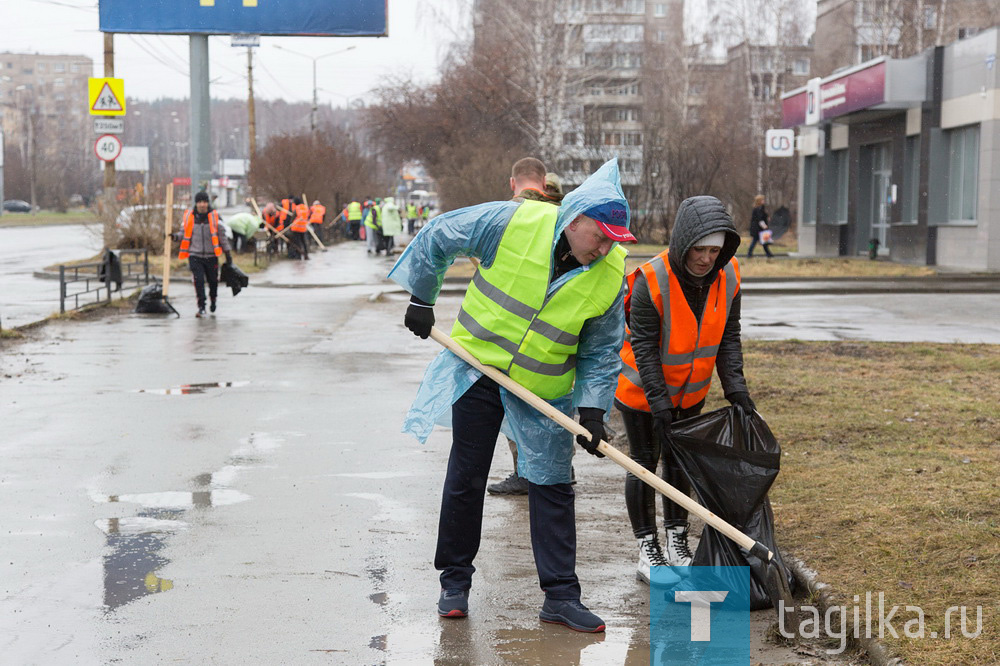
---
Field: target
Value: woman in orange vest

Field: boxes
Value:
[614,195,755,582]
[309,199,326,243]
[289,197,311,260]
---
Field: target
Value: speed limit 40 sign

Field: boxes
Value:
[94,134,123,162]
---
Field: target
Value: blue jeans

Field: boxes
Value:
[435,376,581,600]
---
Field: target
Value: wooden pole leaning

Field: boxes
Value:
[427,326,771,561]
[249,198,293,242]
[162,183,173,296]
[301,193,327,251]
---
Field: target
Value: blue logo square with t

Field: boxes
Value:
[650,566,754,665]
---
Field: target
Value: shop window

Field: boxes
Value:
[946,125,979,222]
[803,155,818,224]
[832,149,848,224]
[902,136,920,223]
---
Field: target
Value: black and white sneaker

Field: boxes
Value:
[665,525,694,567]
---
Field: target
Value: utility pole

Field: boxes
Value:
[311,60,318,133]
[247,47,257,159]
[102,33,116,245]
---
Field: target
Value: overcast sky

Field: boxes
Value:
[2,0,470,106]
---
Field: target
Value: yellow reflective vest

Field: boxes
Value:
[451,200,626,399]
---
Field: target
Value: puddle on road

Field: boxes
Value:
[96,511,185,611]
[133,380,250,395]
[92,431,286,613]
[493,625,633,665]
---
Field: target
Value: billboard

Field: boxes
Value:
[99,0,387,36]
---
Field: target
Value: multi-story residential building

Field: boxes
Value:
[0,52,93,144]
[815,0,999,77]
[472,0,684,201]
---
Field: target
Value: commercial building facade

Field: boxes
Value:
[782,27,1000,270]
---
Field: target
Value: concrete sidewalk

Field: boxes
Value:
[1,240,837,664]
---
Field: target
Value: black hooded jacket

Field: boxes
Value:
[621,196,748,415]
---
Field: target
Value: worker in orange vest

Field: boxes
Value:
[289,197,311,260]
[261,202,283,254]
[178,191,232,317]
[614,195,755,581]
[309,199,326,244]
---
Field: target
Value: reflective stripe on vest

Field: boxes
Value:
[615,252,740,411]
[178,210,222,260]
[450,199,627,400]
[291,203,310,232]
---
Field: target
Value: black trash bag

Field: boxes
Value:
[98,249,123,291]
[134,283,173,314]
[667,405,796,610]
[220,262,249,297]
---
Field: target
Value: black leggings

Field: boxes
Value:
[620,405,701,539]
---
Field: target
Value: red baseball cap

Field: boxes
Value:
[585,202,636,243]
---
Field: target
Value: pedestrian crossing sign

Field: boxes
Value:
[89,78,126,116]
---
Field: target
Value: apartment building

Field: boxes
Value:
[815,0,999,77]
[0,52,93,144]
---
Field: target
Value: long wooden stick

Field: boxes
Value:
[302,192,328,251]
[162,183,173,296]
[428,326,774,561]
[248,199,292,242]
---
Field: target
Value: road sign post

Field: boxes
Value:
[94,134,123,162]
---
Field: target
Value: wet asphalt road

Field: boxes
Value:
[1,236,997,664]
[0,224,103,328]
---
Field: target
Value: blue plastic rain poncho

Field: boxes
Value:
[388,159,630,485]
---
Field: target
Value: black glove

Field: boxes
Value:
[727,392,756,414]
[576,407,606,458]
[225,251,233,264]
[649,397,674,443]
[404,295,435,339]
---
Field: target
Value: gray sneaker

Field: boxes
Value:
[487,472,529,496]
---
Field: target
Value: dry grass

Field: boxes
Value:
[0,210,98,227]
[702,341,1000,664]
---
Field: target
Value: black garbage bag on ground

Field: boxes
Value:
[98,249,123,291]
[134,283,173,314]
[668,405,795,610]
[220,262,249,297]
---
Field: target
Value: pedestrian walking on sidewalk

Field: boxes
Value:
[615,195,756,583]
[747,194,774,258]
[391,159,637,633]
[178,191,232,317]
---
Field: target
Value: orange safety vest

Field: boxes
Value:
[309,204,326,225]
[278,198,293,227]
[178,210,222,260]
[291,203,310,232]
[615,251,740,411]
[263,210,280,230]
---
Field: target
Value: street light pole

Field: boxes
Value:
[272,45,356,133]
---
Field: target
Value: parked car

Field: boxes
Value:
[3,199,33,213]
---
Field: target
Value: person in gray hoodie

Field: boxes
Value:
[614,196,755,582]
[179,191,232,317]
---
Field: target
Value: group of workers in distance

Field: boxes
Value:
[257,195,329,261]
[342,197,432,256]
[392,156,755,634]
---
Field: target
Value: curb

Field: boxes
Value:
[785,555,903,666]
